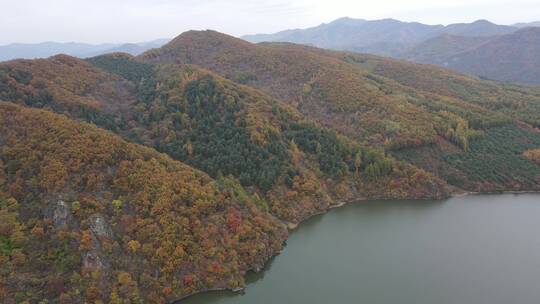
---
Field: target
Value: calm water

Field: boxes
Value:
[183,194,540,304]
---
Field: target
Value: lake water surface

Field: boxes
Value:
[183,194,540,304]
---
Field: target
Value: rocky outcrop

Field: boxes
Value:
[53,200,70,229]
[89,214,112,238]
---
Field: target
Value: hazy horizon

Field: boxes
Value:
[1,0,539,45]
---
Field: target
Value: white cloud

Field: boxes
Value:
[0,0,538,44]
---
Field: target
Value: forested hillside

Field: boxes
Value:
[1,53,448,225]
[140,30,540,192]
[0,54,137,130]
[340,52,540,127]
[141,31,480,149]
[0,102,287,302]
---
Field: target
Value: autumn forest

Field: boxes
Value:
[1,29,540,303]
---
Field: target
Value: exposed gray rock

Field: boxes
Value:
[89,214,112,238]
[82,251,104,270]
[53,200,70,228]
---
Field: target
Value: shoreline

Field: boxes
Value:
[456,190,540,196]
[173,189,540,303]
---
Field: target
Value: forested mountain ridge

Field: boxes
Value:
[1,53,448,225]
[140,30,540,192]
[141,30,481,149]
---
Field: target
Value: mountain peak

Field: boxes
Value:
[167,30,249,47]
[471,19,495,25]
[48,53,86,64]
[328,17,367,26]
[140,30,253,64]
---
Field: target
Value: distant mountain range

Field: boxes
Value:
[3,18,540,84]
[243,19,518,55]
[404,27,540,85]
[0,38,170,61]
[513,21,540,28]
[243,18,540,84]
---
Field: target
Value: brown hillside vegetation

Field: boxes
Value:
[140,30,540,191]
[141,31,486,149]
[0,55,137,130]
[1,54,449,224]
[0,54,450,302]
[341,52,540,127]
[0,102,287,303]
[131,63,449,222]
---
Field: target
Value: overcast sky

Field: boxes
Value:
[1,0,539,44]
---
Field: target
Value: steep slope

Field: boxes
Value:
[242,18,517,56]
[402,34,494,65]
[0,102,287,303]
[442,27,540,84]
[140,30,540,192]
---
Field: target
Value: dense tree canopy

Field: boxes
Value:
[0,102,286,303]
